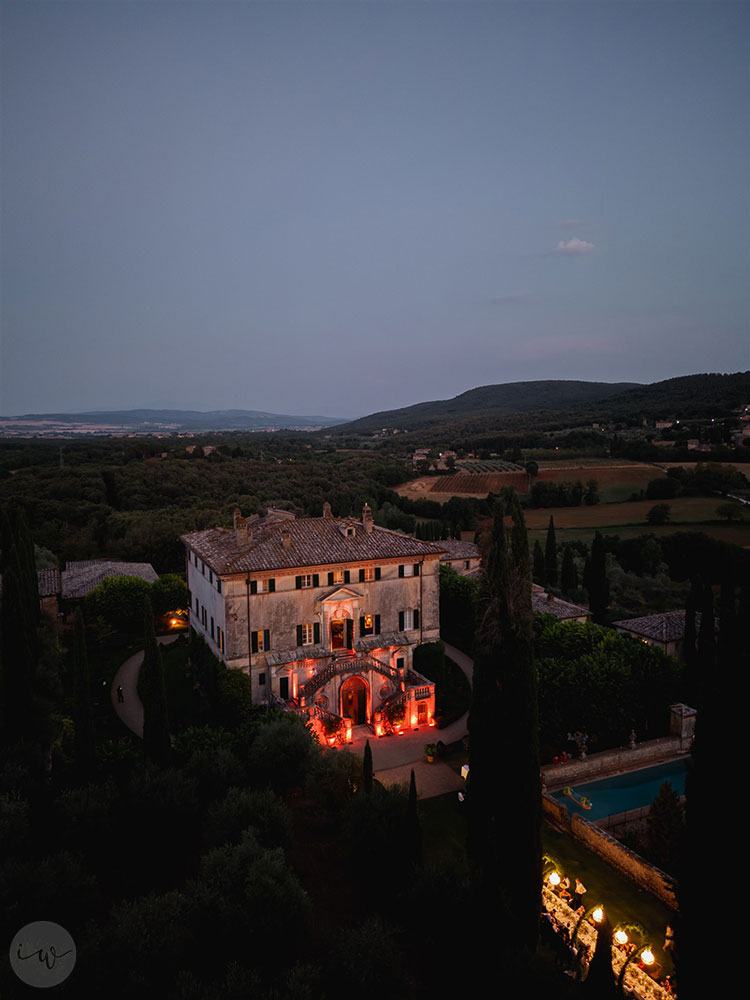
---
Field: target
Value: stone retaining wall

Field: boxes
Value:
[571,813,678,910]
[542,736,684,790]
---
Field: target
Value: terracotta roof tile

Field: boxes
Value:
[181,512,444,575]
[613,610,710,643]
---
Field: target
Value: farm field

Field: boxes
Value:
[431,471,529,495]
[534,463,663,502]
[526,496,750,548]
[396,462,663,504]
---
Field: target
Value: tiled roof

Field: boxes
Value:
[438,539,480,560]
[182,511,445,575]
[38,568,61,597]
[62,560,158,599]
[613,610,706,643]
[532,591,590,621]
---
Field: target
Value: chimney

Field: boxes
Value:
[362,503,374,534]
[282,527,292,550]
[233,508,252,546]
[323,502,332,518]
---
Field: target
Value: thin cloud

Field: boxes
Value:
[552,237,597,255]
[489,292,534,304]
[557,218,593,230]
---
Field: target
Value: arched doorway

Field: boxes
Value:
[340,675,368,725]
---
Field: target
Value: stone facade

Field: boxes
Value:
[182,505,443,737]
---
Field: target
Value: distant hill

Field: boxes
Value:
[0,408,347,434]
[333,380,640,434]
[332,372,750,441]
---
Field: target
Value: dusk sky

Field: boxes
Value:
[1,1,748,419]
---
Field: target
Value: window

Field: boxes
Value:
[398,609,420,631]
[201,606,207,628]
[259,672,266,686]
[359,566,379,582]
[328,569,351,585]
[465,560,470,570]
[195,597,199,613]
[201,561,205,576]
[209,569,213,583]
[295,574,319,589]
[217,626,224,653]
[251,629,270,653]
[210,616,214,639]
[398,564,420,578]
[298,622,320,646]
[217,578,222,593]
[359,613,381,636]
[251,578,276,594]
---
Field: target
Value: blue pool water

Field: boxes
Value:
[552,758,688,821]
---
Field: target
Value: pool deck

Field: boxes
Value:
[542,736,689,794]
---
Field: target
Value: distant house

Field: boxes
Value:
[1,559,158,629]
[531,585,590,623]
[438,539,480,577]
[613,610,711,662]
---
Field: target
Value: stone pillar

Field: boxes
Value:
[669,703,696,750]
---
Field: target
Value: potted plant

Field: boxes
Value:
[424,742,438,763]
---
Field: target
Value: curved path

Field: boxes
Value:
[111,634,175,738]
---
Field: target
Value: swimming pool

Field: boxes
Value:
[552,758,688,821]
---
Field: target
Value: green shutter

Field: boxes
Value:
[313,622,320,644]
[359,568,365,582]
[295,576,302,589]
[413,563,420,576]
[312,574,319,588]
[359,616,365,636]
[374,614,380,634]
[414,609,420,629]
[374,567,380,581]
[297,625,303,647]
[398,565,404,578]
[264,629,270,651]
[251,631,258,653]
[344,570,351,584]
[328,572,334,586]
[250,580,257,594]
[399,611,404,631]
[269,578,275,593]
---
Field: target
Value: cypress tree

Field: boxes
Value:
[72,606,95,775]
[544,516,557,587]
[588,532,610,625]
[560,545,578,595]
[406,768,422,870]
[468,492,540,951]
[683,578,700,708]
[582,911,617,997]
[141,597,171,767]
[532,540,545,585]
[0,540,36,744]
[363,738,373,795]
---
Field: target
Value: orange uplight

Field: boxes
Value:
[170,619,178,627]
[411,715,417,727]
[375,724,383,737]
